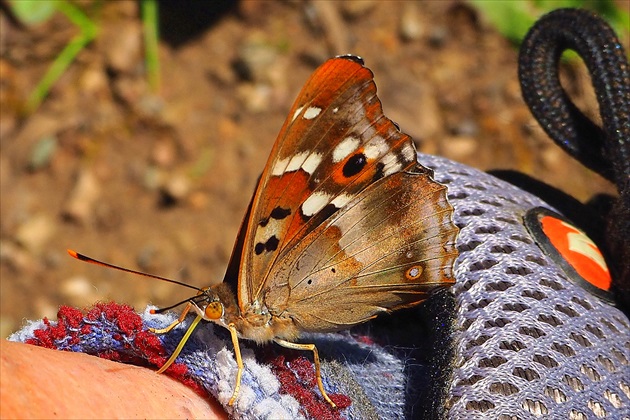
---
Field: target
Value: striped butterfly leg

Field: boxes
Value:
[156,314,203,374]
[150,301,194,334]
[274,338,336,408]
[151,299,204,374]
[227,323,245,406]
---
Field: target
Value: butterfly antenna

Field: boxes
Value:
[67,249,203,292]
[151,295,203,313]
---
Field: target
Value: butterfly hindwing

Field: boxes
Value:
[263,166,458,331]
[240,56,419,307]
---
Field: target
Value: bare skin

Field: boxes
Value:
[0,340,227,419]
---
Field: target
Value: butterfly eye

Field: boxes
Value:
[204,301,224,320]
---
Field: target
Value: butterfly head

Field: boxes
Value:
[196,288,224,321]
[184,283,242,330]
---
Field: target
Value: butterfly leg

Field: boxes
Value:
[227,323,244,406]
[149,302,193,334]
[155,314,202,373]
[274,339,336,408]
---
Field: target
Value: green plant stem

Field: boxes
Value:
[141,0,160,93]
[25,1,97,113]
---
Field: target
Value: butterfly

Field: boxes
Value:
[69,55,459,408]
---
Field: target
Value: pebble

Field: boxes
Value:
[34,296,58,321]
[103,21,142,74]
[60,275,94,300]
[341,0,376,19]
[28,135,58,171]
[237,83,273,113]
[188,191,209,210]
[236,38,279,84]
[112,76,148,108]
[79,66,109,96]
[137,94,165,117]
[143,166,162,191]
[440,135,478,160]
[136,245,159,272]
[0,239,36,273]
[163,172,192,202]
[63,169,101,224]
[428,26,449,48]
[452,118,480,137]
[400,2,423,41]
[152,139,177,168]
[15,213,56,254]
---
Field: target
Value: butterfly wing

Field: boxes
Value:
[237,56,419,308]
[262,166,458,331]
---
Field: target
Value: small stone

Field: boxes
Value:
[152,139,177,168]
[137,94,165,117]
[188,191,209,210]
[428,26,449,48]
[136,246,158,272]
[112,76,149,108]
[28,136,58,171]
[15,214,56,254]
[63,169,101,224]
[441,135,478,160]
[452,119,479,137]
[79,66,108,95]
[60,275,93,300]
[0,239,36,272]
[235,38,279,84]
[237,83,273,113]
[341,0,376,19]
[103,21,142,74]
[34,296,58,321]
[163,172,192,202]
[400,3,423,42]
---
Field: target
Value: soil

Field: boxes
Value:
[0,1,623,338]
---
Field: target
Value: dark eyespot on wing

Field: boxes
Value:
[343,153,367,178]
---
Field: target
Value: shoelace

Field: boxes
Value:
[518,8,630,302]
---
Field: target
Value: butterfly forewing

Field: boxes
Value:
[241,57,418,306]
[263,167,458,332]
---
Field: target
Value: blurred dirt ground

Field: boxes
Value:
[0,1,623,338]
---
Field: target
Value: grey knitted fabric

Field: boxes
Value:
[418,153,630,419]
[8,152,628,419]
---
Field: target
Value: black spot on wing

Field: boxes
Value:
[372,162,385,182]
[254,235,280,255]
[343,153,367,178]
[270,206,291,220]
[259,206,291,227]
[299,202,340,225]
[266,235,279,251]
